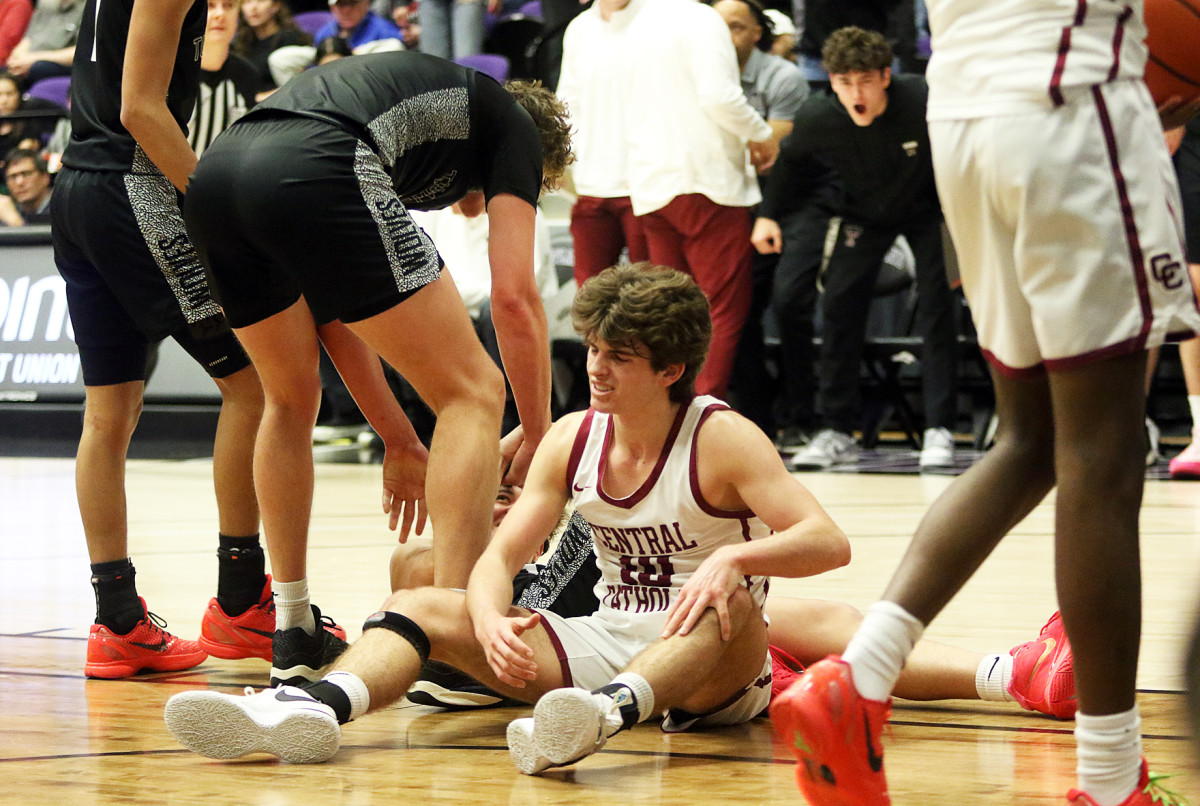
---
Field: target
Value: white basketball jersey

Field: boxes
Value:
[566,396,771,628]
[925,0,1148,119]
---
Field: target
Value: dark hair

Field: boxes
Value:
[504,79,574,192]
[0,70,20,99]
[232,0,311,56]
[709,0,775,52]
[821,26,892,75]
[571,264,711,403]
[4,148,49,176]
[311,36,353,65]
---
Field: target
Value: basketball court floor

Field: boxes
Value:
[2,440,1198,804]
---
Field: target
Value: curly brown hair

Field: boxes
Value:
[821,26,893,75]
[504,79,574,193]
[571,264,712,403]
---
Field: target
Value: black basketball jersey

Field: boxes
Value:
[241,50,543,211]
[62,0,207,173]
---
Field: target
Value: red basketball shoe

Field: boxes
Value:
[1008,611,1077,719]
[768,644,805,705]
[1067,760,1186,805]
[199,575,348,661]
[770,655,892,806]
[85,599,207,678]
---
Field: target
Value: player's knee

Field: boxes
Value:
[214,365,264,416]
[379,586,465,645]
[389,542,434,592]
[83,392,143,440]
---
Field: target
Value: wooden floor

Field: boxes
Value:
[3,454,1199,804]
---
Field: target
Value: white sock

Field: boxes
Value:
[273,578,315,634]
[323,671,371,721]
[1189,394,1200,441]
[975,653,1015,702]
[1075,707,1143,806]
[609,672,656,723]
[842,601,925,702]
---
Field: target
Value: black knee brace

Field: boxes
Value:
[362,610,431,663]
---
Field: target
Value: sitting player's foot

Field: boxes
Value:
[270,605,349,687]
[85,598,207,679]
[507,687,623,775]
[769,655,892,806]
[1007,611,1076,719]
[164,685,340,763]
[407,660,520,710]
[1067,760,1186,805]
[768,644,805,705]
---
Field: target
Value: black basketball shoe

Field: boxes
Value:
[406,660,520,710]
[270,605,349,687]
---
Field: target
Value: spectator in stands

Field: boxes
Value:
[5,0,84,86]
[710,0,807,433]
[233,0,312,93]
[624,0,778,401]
[316,0,401,47]
[190,0,262,158]
[763,8,794,63]
[556,0,650,289]
[0,146,51,225]
[269,0,400,86]
[0,70,59,172]
[371,0,420,49]
[0,0,32,68]
[753,27,959,470]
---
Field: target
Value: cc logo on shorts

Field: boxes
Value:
[1149,253,1184,291]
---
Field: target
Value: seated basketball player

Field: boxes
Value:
[163,265,1075,772]
[392,487,1076,719]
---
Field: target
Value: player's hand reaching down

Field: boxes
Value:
[382,440,429,540]
[661,546,744,641]
[476,610,541,687]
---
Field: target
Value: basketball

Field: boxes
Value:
[1144,0,1200,106]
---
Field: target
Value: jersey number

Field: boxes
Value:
[619,555,675,588]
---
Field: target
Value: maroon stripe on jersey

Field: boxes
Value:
[535,612,574,688]
[1106,5,1133,83]
[1049,1,1088,106]
[689,404,755,519]
[1092,84,1153,344]
[566,409,596,494]
[597,398,689,508]
[980,347,1047,379]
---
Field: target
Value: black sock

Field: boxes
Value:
[216,534,266,617]
[303,681,353,724]
[594,683,640,733]
[90,559,143,635]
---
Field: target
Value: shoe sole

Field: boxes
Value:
[532,688,604,766]
[85,649,208,679]
[507,718,552,774]
[164,691,340,763]
[407,683,510,710]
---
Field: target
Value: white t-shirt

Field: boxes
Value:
[925,0,1148,119]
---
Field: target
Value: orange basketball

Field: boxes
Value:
[1144,0,1200,106]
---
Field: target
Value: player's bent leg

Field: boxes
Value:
[76,381,144,559]
[347,273,507,588]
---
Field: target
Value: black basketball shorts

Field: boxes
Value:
[51,167,250,386]
[184,114,444,329]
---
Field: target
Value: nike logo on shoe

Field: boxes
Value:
[274,689,318,704]
[130,638,168,652]
[863,712,883,773]
[1026,638,1056,685]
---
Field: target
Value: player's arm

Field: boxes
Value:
[316,321,429,539]
[467,412,579,686]
[662,410,849,639]
[121,0,199,193]
[751,123,813,253]
[486,192,552,486]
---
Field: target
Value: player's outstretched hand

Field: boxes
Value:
[661,547,743,642]
[382,439,429,541]
[476,610,541,688]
